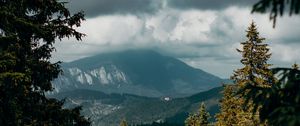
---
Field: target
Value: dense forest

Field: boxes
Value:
[1,0,299,126]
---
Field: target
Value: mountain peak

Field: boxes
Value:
[53,49,223,97]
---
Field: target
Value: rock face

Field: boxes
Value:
[53,65,129,92]
[52,50,223,97]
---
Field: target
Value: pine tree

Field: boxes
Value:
[185,102,210,126]
[215,21,274,126]
[232,21,274,89]
[245,64,300,125]
[252,0,300,28]
[198,102,210,126]
[120,119,128,126]
[0,0,90,125]
[215,85,250,126]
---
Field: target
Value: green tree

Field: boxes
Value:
[252,0,300,27]
[243,64,300,125]
[233,21,275,125]
[215,85,253,126]
[0,0,90,125]
[120,119,128,126]
[232,21,274,89]
[185,102,210,126]
[216,21,274,126]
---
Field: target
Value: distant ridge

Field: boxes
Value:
[52,49,224,97]
[50,86,223,126]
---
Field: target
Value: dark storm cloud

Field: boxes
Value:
[278,37,300,44]
[66,0,260,18]
[65,0,163,17]
[167,0,259,10]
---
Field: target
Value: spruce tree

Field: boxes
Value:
[0,0,90,125]
[120,119,128,126]
[232,21,274,89]
[185,102,210,126]
[252,0,300,27]
[215,85,251,126]
[245,64,300,125]
[215,21,274,126]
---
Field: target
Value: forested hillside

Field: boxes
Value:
[50,87,222,126]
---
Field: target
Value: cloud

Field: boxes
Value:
[271,43,300,63]
[145,9,219,44]
[65,0,164,17]
[65,0,260,18]
[53,5,300,78]
[167,0,258,10]
[77,15,146,45]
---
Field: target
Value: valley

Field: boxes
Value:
[49,50,227,125]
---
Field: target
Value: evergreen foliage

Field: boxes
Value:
[232,21,274,89]
[242,64,300,125]
[215,85,254,126]
[252,0,300,27]
[120,119,128,126]
[215,21,274,126]
[0,0,90,125]
[185,102,210,126]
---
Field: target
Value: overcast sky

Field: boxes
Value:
[53,0,300,78]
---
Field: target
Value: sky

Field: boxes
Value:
[52,0,300,78]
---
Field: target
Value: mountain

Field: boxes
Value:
[50,86,223,126]
[52,50,224,97]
